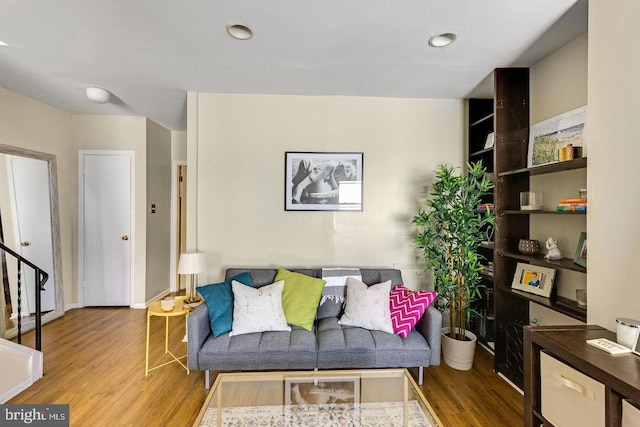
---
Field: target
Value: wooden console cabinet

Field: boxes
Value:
[524,325,640,427]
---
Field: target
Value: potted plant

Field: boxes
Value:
[412,161,495,370]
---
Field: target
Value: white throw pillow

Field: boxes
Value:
[338,277,394,334]
[229,280,291,336]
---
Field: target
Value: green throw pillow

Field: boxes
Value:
[275,269,326,331]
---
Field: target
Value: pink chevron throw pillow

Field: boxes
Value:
[389,285,437,338]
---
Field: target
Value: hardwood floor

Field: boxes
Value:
[9,308,523,426]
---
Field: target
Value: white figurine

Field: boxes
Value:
[545,237,562,260]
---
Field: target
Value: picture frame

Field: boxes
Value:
[511,262,556,298]
[284,376,360,406]
[483,132,495,150]
[285,152,363,211]
[527,105,587,167]
[573,232,587,268]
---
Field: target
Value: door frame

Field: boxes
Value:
[169,161,187,292]
[6,155,56,314]
[77,150,135,308]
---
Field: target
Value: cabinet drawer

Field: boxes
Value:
[541,352,605,427]
[623,400,640,427]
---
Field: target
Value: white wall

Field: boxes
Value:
[71,115,148,306]
[588,0,640,331]
[172,131,187,162]
[0,88,74,308]
[145,120,172,301]
[189,93,464,284]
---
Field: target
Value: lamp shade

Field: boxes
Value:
[177,252,207,275]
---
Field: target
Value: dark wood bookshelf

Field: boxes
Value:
[497,250,587,273]
[470,147,494,158]
[470,112,495,127]
[502,209,586,215]
[504,287,586,322]
[498,157,587,177]
[479,67,590,389]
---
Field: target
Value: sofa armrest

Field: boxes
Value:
[187,304,211,370]
[414,305,442,366]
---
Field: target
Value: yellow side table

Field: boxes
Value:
[145,295,190,377]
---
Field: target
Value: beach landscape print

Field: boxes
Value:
[528,105,587,167]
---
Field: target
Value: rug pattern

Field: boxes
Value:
[200,400,433,426]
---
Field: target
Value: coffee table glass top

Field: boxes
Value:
[194,368,441,427]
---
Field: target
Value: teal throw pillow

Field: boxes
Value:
[197,272,253,337]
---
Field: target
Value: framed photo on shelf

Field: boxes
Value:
[511,262,556,298]
[483,132,495,149]
[285,152,363,211]
[284,376,360,406]
[574,232,587,268]
[527,105,587,167]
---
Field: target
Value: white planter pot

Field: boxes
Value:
[441,327,477,371]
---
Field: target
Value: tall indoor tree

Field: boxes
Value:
[413,161,495,342]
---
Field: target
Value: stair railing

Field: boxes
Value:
[0,242,48,351]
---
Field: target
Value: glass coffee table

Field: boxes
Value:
[194,368,441,426]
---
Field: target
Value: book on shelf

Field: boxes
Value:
[480,265,494,277]
[556,203,587,212]
[476,203,494,212]
[557,196,587,212]
[559,197,587,204]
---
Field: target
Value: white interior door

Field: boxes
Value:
[6,156,56,314]
[80,152,132,306]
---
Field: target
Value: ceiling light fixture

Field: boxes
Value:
[428,33,457,48]
[85,87,112,104]
[226,24,253,40]
[0,41,8,46]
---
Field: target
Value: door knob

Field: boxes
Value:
[20,241,31,247]
[122,235,129,241]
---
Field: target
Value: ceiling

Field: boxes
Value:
[0,0,587,131]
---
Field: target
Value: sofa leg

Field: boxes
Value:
[418,366,424,386]
[205,370,210,389]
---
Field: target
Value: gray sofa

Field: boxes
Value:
[187,268,441,388]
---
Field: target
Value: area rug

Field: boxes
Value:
[200,400,433,427]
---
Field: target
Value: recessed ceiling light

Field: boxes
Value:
[226,24,253,40]
[0,41,8,47]
[428,33,457,48]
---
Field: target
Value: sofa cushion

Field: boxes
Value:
[389,285,438,338]
[196,272,253,337]
[229,280,291,336]
[316,317,431,369]
[275,268,326,331]
[198,326,318,371]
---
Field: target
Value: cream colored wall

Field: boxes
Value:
[71,115,148,306]
[588,0,640,331]
[190,93,464,283]
[529,34,588,322]
[172,131,187,162]
[0,87,74,308]
[145,120,172,301]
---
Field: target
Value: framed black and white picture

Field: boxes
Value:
[285,152,363,211]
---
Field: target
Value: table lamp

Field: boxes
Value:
[177,252,206,303]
